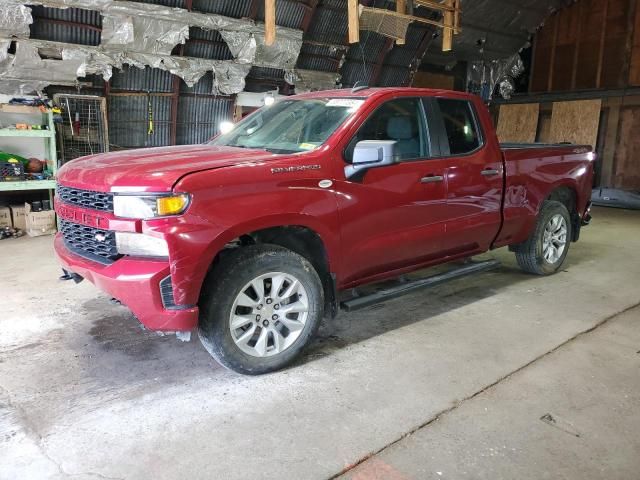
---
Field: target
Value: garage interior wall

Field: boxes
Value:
[25,0,441,151]
[496,0,640,191]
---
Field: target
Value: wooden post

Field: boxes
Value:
[348,0,360,44]
[265,0,276,46]
[396,0,406,45]
[442,0,454,51]
[547,13,559,92]
[600,97,622,187]
[570,0,584,90]
[596,0,610,88]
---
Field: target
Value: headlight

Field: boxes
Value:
[113,193,190,219]
[115,232,169,257]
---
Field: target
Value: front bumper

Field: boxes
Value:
[54,234,199,331]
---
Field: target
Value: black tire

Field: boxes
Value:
[514,200,573,275]
[198,244,324,375]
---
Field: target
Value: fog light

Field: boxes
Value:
[116,232,169,257]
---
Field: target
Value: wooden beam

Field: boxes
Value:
[249,0,260,18]
[547,12,559,92]
[408,26,437,87]
[442,0,454,51]
[396,0,406,45]
[265,0,276,46]
[570,0,585,90]
[596,0,610,89]
[600,97,622,187]
[453,0,460,32]
[348,0,360,44]
[370,38,395,85]
[301,0,319,31]
[414,0,455,12]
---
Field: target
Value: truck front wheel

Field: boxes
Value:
[198,245,324,374]
[514,200,573,275]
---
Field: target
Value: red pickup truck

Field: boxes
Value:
[54,88,594,374]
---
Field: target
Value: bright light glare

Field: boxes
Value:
[219,121,234,134]
[264,94,275,106]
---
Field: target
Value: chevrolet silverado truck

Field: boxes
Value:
[54,88,594,374]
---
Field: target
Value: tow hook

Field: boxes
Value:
[59,269,84,284]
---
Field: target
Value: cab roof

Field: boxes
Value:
[291,87,478,101]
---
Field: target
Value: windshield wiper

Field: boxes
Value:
[265,148,297,154]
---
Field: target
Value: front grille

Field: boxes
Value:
[60,219,121,265]
[57,184,114,212]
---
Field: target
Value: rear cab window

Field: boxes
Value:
[433,98,483,156]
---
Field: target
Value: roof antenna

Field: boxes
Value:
[352,81,368,93]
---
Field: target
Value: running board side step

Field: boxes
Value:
[340,259,501,312]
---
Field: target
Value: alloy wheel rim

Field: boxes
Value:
[542,214,567,264]
[229,272,309,357]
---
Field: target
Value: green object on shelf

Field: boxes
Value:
[0,151,30,166]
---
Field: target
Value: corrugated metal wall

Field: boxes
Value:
[31,0,440,149]
[30,6,102,46]
[176,96,234,144]
[109,94,173,148]
[31,3,236,149]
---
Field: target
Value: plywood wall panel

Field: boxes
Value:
[549,99,602,147]
[496,104,540,143]
[613,106,640,189]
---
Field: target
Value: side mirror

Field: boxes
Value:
[344,140,398,179]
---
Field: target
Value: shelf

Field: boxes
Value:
[0,128,55,138]
[0,180,56,191]
[0,105,45,114]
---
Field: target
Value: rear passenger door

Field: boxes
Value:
[428,97,503,254]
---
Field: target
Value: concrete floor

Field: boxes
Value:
[0,206,638,480]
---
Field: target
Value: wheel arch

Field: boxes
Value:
[543,184,581,241]
[198,216,340,319]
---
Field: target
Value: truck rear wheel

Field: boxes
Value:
[198,244,324,375]
[514,200,572,275]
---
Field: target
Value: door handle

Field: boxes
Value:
[481,169,500,176]
[421,175,444,184]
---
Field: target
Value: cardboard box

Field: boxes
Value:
[10,204,27,231]
[25,202,56,237]
[0,207,10,228]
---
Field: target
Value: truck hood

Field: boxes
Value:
[57,145,276,192]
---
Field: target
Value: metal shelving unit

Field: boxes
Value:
[0,105,57,201]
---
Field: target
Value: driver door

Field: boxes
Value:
[333,97,450,285]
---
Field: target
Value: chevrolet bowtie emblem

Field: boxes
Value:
[94,233,106,242]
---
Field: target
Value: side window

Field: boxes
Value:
[345,98,426,162]
[436,98,481,155]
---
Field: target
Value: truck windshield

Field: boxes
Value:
[209,98,364,154]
